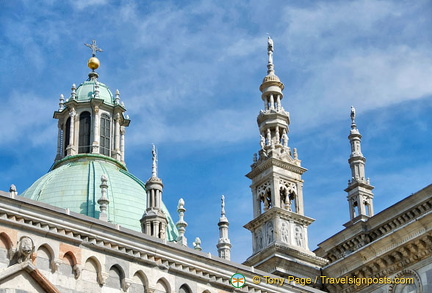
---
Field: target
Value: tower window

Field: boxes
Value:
[64,117,71,156]
[100,114,111,156]
[78,111,91,154]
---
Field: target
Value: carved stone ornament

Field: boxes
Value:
[12,236,35,264]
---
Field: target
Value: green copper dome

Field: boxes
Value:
[74,80,114,105]
[21,155,179,242]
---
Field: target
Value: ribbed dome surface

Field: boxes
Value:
[21,155,179,242]
[74,80,114,105]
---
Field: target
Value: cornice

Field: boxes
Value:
[0,193,319,293]
[317,196,432,264]
[247,157,307,179]
[244,207,314,231]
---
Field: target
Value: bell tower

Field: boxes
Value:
[243,37,327,279]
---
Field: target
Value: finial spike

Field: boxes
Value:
[176,198,188,246]
[221,195,226,217]
[9,184,17,198]
[151,144,158,178]
[59,94,65,111]
[115,89,120,105]
[98,174,110,221]
[193,237,202,251]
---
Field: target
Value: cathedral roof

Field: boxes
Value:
[20,155,179,242]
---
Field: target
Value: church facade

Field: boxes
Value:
[0,39,430,293]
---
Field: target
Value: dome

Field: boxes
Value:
[74,79,114,105]
[20,154,179,242]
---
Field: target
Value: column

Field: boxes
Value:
[120,126,125,162]
[113,113,121,160]
[92,106,100,153]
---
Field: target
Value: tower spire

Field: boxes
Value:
[141,145,168,239]
[217,195,231,260]
[345,107,374,225]
[244,37,327,278]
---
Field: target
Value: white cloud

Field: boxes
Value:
[0,91,54,147]
[70,0,108,10]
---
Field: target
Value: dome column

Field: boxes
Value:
[120,126,126,163]
[66,108,77,156]
[113,113,121,161]
[55,119,63,161]
[92,103,101,154]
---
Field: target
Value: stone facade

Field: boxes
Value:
[0,190,320,293]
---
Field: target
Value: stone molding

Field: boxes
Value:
[0,193,321,293]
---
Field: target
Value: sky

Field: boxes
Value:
[1,0,432,264]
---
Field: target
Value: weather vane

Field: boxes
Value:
[84,40,103,57]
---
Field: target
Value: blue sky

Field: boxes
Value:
[1,0,432,263]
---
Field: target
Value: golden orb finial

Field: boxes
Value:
[88,57,100,70]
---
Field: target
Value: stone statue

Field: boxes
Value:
[350,106,356,124]
[281,221,289,243]
[267,36,274,65]
[266,221,274,245]
[266,129,271,146]
[260,134,265,149]
[255,229,263,251]
[13,236,35,264]
[281,129,288,147]
[275,126,280,145]
[267,36,274,53]
[151,144,158,177]
[295,226,303,247]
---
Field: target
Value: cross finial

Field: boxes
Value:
[85,40,103,57]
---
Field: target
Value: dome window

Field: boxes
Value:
[78,111,91,154]
[100,114,111,156]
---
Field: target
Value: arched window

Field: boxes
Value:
[100,114,111,156]
[179,284,192,293]
[78,111,91,153]
[64,117,71,156]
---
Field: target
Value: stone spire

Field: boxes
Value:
[141,145,167,240]
[98,175,110,222]
[345,106,374,225]
[217,195,231,260]
[176,198,188,246]
[151,144,158,178]
[244,37,327,279]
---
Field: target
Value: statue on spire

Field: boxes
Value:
[85,40,103,57]
[151,144,158,178]
[350,106,357,129]
[267,35,274,66]
[221,195,226,217]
